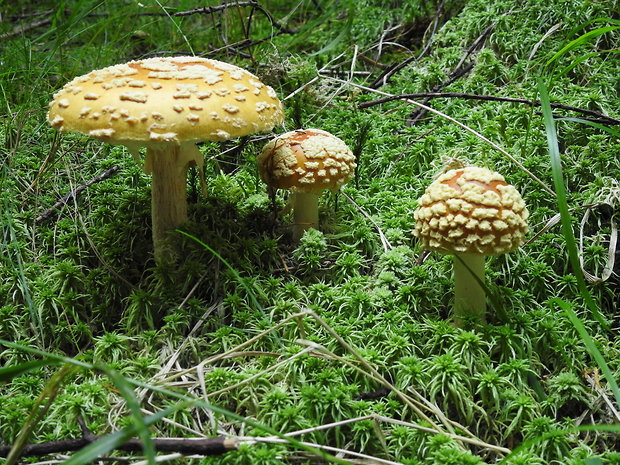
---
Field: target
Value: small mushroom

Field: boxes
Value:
[257,129,357,241]
[413,166,529,324]
[48,56,284,261]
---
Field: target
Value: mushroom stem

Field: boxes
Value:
[453,253,486,325]
[292,192,320,242]
[146,144,201,262]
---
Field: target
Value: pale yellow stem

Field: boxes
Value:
[292,192,320,242]
[453,253,486,325]
[144,144,202,262]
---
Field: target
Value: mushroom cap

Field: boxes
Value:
[413,166,529,255]
[257,129,356,193]
[47,56,284,146]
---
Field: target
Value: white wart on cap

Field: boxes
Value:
[257,129,356,242]
[47,56,284,144]
[257,129,356,193]
[414,166,529,255]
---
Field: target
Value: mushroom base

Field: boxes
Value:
[453,253,486,325]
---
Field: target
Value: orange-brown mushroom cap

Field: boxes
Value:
[414,166,529,255]
[257,129,356,193]
[47,56,284,145]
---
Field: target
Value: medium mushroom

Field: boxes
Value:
[257,129,356,241]
[48,56,284,261]
[413,166,529,324]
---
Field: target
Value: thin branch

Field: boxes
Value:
[167,2,295,34]
[370,0,445,88]
[0,436,237,459]
[325,76,556,196]
[167,2,258,17]
[405,65,474,127]
[341,192,392,252]
[454,23,496,74]
[1,17,52,40]
[5,9,54,20]
[405,10,514,126]
[32,165,100,219]
[34,166,120,223]
[375,23,403,62]
[4,3,294,41]
[358,92,620,125]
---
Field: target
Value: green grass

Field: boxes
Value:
[1,0,619,464]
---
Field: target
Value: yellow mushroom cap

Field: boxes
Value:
[257,129,357,193]
[413,166,529,255]
[47,56,284,145]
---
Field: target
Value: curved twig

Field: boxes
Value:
[359,92,620,125]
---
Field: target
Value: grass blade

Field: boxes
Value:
[0,358,59,383]
[536,79,609,329]
[555,117,620,138]
[5,364,75,465]
[175,230,263,312]
[104,369,156,465]
[310,9,353,56]
[546,25,619,69]
[552,298,620,407]
[557,49,620,78]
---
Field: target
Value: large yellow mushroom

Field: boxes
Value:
[48,56,284,261]
[414,166,529,324]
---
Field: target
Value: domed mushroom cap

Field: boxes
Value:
[414,166,529,255]
[257,129,356,193]
[47,56,284,145]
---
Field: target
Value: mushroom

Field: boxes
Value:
[47,56,284,261]
[413,166,529,324]
[257,129,356,241]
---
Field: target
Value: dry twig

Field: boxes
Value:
[1,16,53,40]
[326,76,555,196]
[0,433,236,459]
[359,92,620,125]
[405,10,514,126]
[34,166,120,223]
[3,437,236,458]
[370,0,445,88]
[3,2,294,41]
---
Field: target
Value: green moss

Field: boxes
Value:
[1,0,619,462]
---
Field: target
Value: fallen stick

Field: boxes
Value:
[0,435,237,458]
[1,17,53,40]
[34,166,120,224]
[359,92,620,125]
[404,10,515,126]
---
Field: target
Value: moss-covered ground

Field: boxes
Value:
[1,1,619,463]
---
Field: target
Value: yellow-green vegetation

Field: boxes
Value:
[1,1,619,464]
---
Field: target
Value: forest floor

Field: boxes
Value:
[1,1,619,464]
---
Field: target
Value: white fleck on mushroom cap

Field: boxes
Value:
[413,166,529,255]
[47,56,284,145]
[257,129,357,193]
